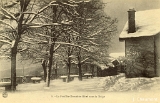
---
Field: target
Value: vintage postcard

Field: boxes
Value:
[0,0,160,103]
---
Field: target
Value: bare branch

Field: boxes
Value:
[0,56,11,59]
[1,7,17,21]
[28,23,61,28]
[0,40,12,45]
[88,40,99,46]
[23,12,53,21]
[87,30,102,38]
[35,33,51,38]
[0,20,16,30]
[22,37,48,44]
[61,2,78,7]
[81,57,90,64]
[24,0,36,24]
[21,40,35,44]
[54,44,61,52]
[18,48,28,52]
[0,33,12,41]
[0,12,12,19]
[54,42,91,52]
[27,2,55,24]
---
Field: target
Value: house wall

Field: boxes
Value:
[125,36,156,77]
[155,33,160,76]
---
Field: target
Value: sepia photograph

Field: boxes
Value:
[0,0,160,103]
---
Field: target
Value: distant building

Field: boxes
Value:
[119,8,160,77]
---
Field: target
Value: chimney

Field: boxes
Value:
[128,8,136,33]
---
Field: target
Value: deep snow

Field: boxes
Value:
[0,75,160,103]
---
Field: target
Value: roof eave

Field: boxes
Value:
[119,38,126,42]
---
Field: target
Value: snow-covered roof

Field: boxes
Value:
[109,52,125,59]
[92,61,109,70]
[119,9,160,39]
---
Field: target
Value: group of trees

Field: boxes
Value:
[0,0,117,91]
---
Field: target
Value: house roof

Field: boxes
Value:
[119,9,160,39]
[92,61,109,70]
[109,52,125,59]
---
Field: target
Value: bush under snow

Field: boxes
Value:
[98,73,160,92]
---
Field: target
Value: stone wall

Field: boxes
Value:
[125,36,156,77]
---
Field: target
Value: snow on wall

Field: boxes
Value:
[119,9,160,38]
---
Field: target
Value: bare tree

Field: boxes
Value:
[0,0,67,90]
[70,0,117,80]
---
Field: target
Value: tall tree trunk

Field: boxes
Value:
[46,61,49,86]
[10,31,21,91]
[78,63,82,81]
[42,60,47,82]
[77,55,82,81]
[46,44,54,87]
[11,47,17,91]
[10,0,29,91]
[55,63,57,79]
[45,5,57,87]
[91,65,94,77]
[10,0,30,91]
[67,58,71,83]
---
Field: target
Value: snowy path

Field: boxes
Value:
[16,77,105,93]
[0,77,105,93]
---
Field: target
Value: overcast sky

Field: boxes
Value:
[103,0,160,53]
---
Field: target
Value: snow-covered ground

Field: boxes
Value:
[98,74,160,92]
[0,75,160,103]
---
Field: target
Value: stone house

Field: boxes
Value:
[119,8,160,77]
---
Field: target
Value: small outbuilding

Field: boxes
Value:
[119,8,160,77]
